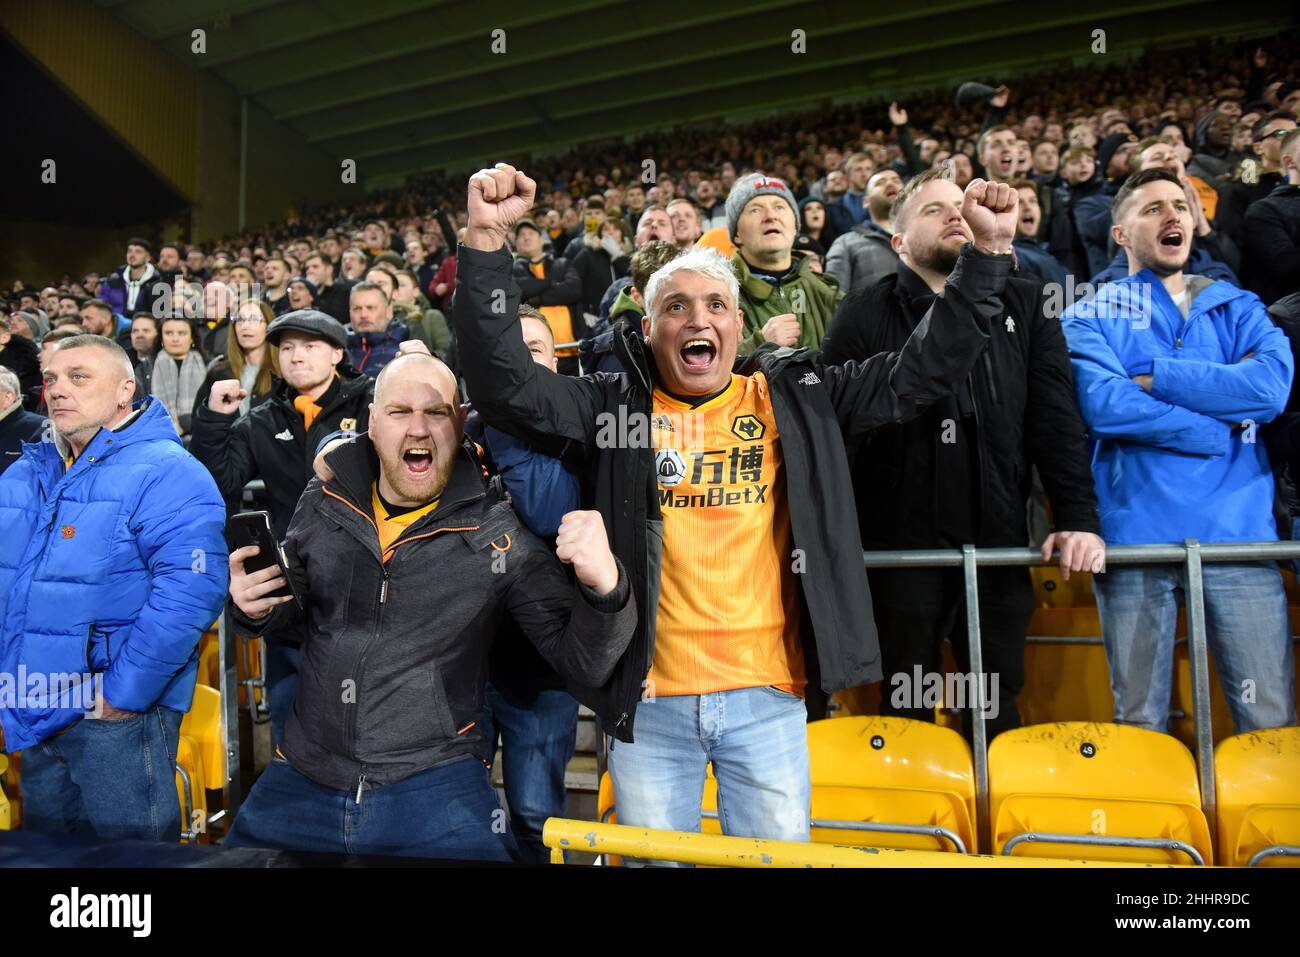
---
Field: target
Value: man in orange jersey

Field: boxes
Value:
[454,162,1019,860]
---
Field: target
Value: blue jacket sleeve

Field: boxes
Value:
[103,459,230,712]
[1151,300,1294,425]
[1062,307,1233,456]
[484,424,581,538]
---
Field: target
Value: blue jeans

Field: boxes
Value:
[1095,562,1297,733]
[265,640,299,749]
[480,681,578,865]
[608,686,810,867]
[20,705,184,843]
[224,754,517,861]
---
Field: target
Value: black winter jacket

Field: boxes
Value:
[821,266,1100,549]
[231,434,635,792]
[454,241,1013,741]
[189,371,373,539]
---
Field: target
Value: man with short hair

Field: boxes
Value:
[823,167,1102,738]
[186,248,209,282]
[727,173,844,351]
[825,169,903,295]
[79,298,132,350]
[1010,178,1070,287]
[156,243,184,283]
[454,161,1019,857]
[1031,139,1060,187]
[56,294,82,322]
[305,251,353,323]
[340,248,368,283]
[191,310,373,746]
[512,220,584,375]
[1062,168,1295,735]
[1242,128,1300,305]
[0,317,41,410]
[0,365,45,475]
[348,282,410,377]
[978,125,1018,184]
[667,199,703,250]
[101,238,167,319]
[694,178,727,232]
[261,257,292,316]
[634,205,675,245]
[223,352,633,860]
[286,277,317,311]
[819,169,857,246]
[0,334,227,840]
[842,152,876,224]
[1218,111,1299,246]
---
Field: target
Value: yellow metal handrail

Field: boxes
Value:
[541,819,1161,868]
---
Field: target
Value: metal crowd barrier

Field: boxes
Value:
[861,539,1300,854]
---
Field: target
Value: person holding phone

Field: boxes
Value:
[223,351,635,860]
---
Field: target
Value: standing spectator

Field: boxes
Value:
[825,170,903,296]
[667,199,703,250]
[150,317,207,437]
[426,236,459,310]
[1218,111,1298,245]
[1242,129,1300,306]
[128,313,160,399]
[727,173,844,350]
[694,177,727,231]
[260,257,292,316]
[195,299,279,417]
[101,238,167,319]
[196,281,234,357]
[347,282,411,378]
[570,217,631,326]
[819,168,857,246]
[79,299,132,350]
[822,166,1102,738]
[842,152,876,224]
[0,334,227,841]
[393,270,453,365]
[190,310,372,747]
[7,311,48,342]
[1010,179,1069,287]
[304,252,352,323]
[798,197,830,254]
[0,317,41,410]
[1062,168,1295,735]
[513,220,584,376]
[339,249,368,283]
[286,277,317,311]
[0,365,45,476]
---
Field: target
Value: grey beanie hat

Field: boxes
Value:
[725,172,798,240]
[266,309,348,350]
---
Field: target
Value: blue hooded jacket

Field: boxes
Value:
[1061,271,1292,545]
[0,397,228,750]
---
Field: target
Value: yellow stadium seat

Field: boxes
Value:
[1215,727,1300,867]
[990,722,1212,864]
[1170,640,1240,749]
[1031,567,1096,608]
[801,716,975,853]
[197,630,220,690]
[175,684,224,843]
[0,755,11,830]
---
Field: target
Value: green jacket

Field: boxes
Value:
[732,250,844,353]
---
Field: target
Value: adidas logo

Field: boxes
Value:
[274,429,293,441]
[798,372,821,386]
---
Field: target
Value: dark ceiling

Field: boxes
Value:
[97,0,1296,184]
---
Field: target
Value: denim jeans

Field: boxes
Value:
[265,640,299,750]
[1095,562,1297,733]
[480,681,578,865]
[224,754,517,861]
[608,686,810,867]
[21,704,184,843]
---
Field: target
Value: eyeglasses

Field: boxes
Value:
[1255,128,1294,143]
[235,315,267,325]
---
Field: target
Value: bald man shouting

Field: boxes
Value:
[223,353,635,861]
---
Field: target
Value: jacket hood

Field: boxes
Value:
[1094,268,1249,316]
[42,395,178,465]
[610,286,643,320]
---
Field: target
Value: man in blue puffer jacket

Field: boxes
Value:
[1063,169,1296,735]
[0,334,228,842]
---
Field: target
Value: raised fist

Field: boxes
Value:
[465,163,538,251]
[555,510,619,597]
[990,84,1010,108]
[208,379,246,415]
[888,102,908,127]
[961,178,1019,253]
[762,312,802,347]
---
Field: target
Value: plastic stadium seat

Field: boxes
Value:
[802,716,975,853]
[0,755,10,830]
[1030,567,1096,608]
[197,630,220,690]
[990,722,1212,864]
[175,684,224,843]
[1020,606,1113,726]
[1214,727,1300,867]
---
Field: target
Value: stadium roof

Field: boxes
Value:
[99,0,1292,183]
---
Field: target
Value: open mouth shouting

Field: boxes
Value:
[680,336,718,373]
[1158,226,1186,250]
[402,446,434,477]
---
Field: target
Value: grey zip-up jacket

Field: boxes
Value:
[231,434,634,794]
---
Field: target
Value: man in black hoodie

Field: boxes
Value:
[225,352,633,860]
[1243,128,1300,305]
[822,167,1103,739]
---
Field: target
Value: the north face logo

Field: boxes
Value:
[798,372,821,386]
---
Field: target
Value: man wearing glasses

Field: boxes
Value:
[1218,111,1298,245]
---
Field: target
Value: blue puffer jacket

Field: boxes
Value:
[0,397,228,751]
[1062,270,1293,545]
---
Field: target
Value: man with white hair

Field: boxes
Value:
[454,162,1019,860]
[0,335,227,841]
[0,365,45,476]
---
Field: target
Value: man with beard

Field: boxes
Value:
[224,352,634,859]
[1062,168,1295,735]
[825,169,903,295]
[822,167,1103,739]
[190,310,373,747]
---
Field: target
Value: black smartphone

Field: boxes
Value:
[228,511,303,609]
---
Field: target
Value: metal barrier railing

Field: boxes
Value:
[862,539,1300,854]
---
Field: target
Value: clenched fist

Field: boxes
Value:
[208,379,247,415]
[762,312,801,347]
[465,163,538,252]
[961,179,1019,254]
[555,510,619,597]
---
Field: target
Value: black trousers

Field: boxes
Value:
[867,565,1034,741]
